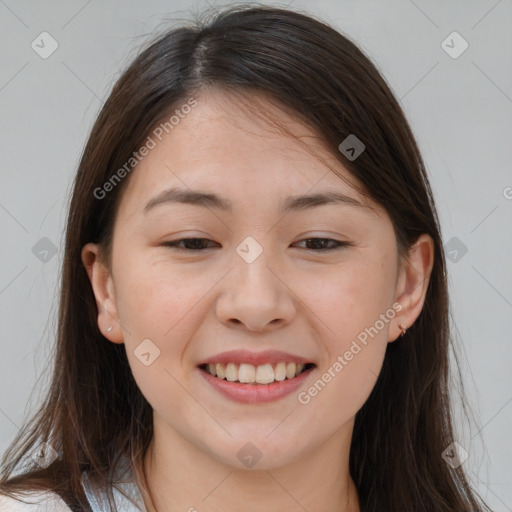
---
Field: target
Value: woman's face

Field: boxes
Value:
[85,88,416,470]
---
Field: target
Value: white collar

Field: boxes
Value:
[80,456,148,512]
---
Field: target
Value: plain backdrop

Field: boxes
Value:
[0,0,511,510]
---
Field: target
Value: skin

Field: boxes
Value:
[82,87,434,512]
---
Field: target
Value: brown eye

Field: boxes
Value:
[294,238,350,251]
[162,238,219,251]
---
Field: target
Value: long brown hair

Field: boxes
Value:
[0,4,492,511]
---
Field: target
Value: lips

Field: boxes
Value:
[197,349,313,367]
[196,350,316,403]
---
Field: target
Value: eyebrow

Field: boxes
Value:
[143,187,372,214]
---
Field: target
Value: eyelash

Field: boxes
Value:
[162,237,351,252]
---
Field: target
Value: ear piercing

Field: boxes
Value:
[398,323,407,337]
[107,326,112,332]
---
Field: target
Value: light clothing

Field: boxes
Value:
[81,456,147,511]
[0,491,71,511]
[0,456,147,512]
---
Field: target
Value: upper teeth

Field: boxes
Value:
[206,362,306,384]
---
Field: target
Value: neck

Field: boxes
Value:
[141,415,360,512]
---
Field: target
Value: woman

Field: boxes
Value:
[0,4,492,511]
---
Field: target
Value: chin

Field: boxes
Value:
[205,434,306,471]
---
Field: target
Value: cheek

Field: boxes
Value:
[111,256,204,395]
[300,341,387,425]
[296,257,395,414]
[114,251,211,342]
[117,268,201,420]
[299,271,391,417]
[304,255,396,343]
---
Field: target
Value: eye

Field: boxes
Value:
[162,237,350,252]
[292,238,351,251]
[162,238,219,251]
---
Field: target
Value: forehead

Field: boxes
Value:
[118,88,373,214]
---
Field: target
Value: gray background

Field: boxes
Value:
[1,0,511,509]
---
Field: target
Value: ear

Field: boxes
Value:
[81,243,124,344]
[389,234,434,342]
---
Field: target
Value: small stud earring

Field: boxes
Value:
[107,326,112,332]
[398,323,407,337]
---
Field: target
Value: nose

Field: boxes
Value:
[215,248,296,332]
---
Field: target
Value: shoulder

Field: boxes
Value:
[0,491,72,512]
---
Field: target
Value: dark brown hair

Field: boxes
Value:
[0,4,492,511]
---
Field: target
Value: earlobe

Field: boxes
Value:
[389,234,434,342]
[81,243,124,344]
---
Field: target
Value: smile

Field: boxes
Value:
[198,361,316,404]
[200,362,314,384]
